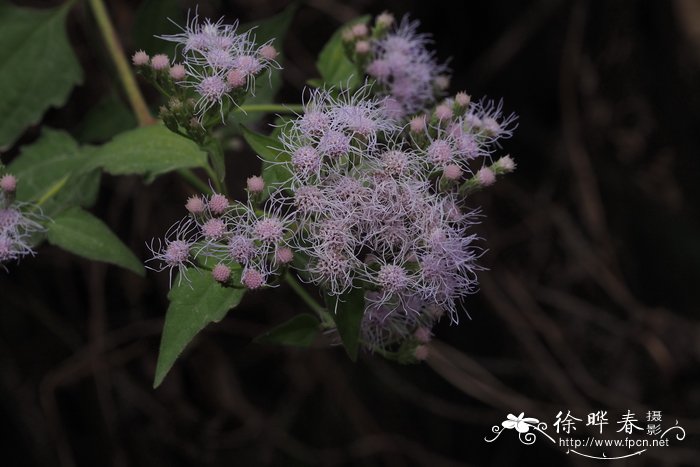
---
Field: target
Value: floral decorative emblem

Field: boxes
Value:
[502,413,540,433]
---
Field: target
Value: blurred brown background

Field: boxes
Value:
[1,0,699,465]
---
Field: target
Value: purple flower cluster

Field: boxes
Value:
[133,12,279,116]
[147,190,295,289]
[343,13,450,118]
[146,12,518,357]
[0,174,46,268]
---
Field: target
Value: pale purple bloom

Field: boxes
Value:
[367,16,449,116]
[146,218,198,286]
[157,11,280,116]
[0,183,48,268]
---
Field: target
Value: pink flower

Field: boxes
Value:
[351,23,369,37]
[208,193,229,215]
[0,174,17,193]
[246,176,265,193]
[477,167,496,186]
[132,50,149,66]
[226,69,246,88]
[355,40,370,54]
[201,218,227,239]
[185,195,206,214]
[434,104,453,121]
[443,164,462,180]
[259,44,278,60]
[241,267,265,289]
[409,115,427,133]
[455,92,470,107]
[169,64,187,80]
[275,247,294,264]
[150,54,170,70]
[212,263,231,283]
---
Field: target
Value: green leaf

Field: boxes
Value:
[326,288,365,361]
[9,129,101,215]
[240,125,291,197]
[75,93,137,143]
[0,2,83,149]
[233,3,298,126]
[132,0,183,56]
[316,16,370,89]
[91,124,208,181]
[154,269,245,387]
[255,313,320,347]
[46,207,144,275]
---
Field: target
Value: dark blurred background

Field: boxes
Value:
[1,0,700,465]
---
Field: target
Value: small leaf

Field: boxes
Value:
[91,124,207,180]
[47,207,144,275]
[241,125,292,197]
[255,313,320,347]
[0,3,83,149]
[75,94,137,143]
[9,129,101,215]
[316,16,370,88]
[326,288,365,361]
[154,269,245,387]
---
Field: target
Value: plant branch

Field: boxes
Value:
[284,273,332,324]
[234,104,305,114]
[88,0,155,126]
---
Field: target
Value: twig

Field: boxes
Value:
[88,0,155,127]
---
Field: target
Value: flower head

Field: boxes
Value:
[366,15,449,116]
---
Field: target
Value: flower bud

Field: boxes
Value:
[275,247,294,264]
[246,176,265,193]
[376,12,394,28]
[259,44,278,60]
[242,268,265,289]
[476,167,496,186]
[208,193,229,215]
[150,54,170,71]
[355,40,370,54]
[351,23,369,37]
[455,92,471,107]
[132,50,149,66]
[434,103,453,121]
[169,64,186,80]
[409,115,427,133]
[495,155,516,172]
[226,69,246,88]
[443,164,462,180]
[0,174,17,193]
[212,264,231,283]
[185,195,205,214]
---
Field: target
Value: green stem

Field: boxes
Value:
[284,273,332,324]
[177,169,212,195]
[234,104,305,114]
[88,0,155,127]
[26,176,69,212]
[203,164,223,193]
